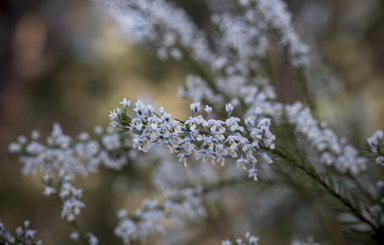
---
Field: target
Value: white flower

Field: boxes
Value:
[236,157,249,169]
[142,137,151,153]
[147,116,163,130]
[119,97,131,111]
[133,100,147,116]
[109,109,118,121]
[248,235,259,245]
[226,117,241,132]
[88,232,98,245]
[205,105,212,116]
[8,142,21,153]
[376,156,384,165]
[170,48,183,60]
[17,135,27,144]
[78,132,90,142]
[94,126,103,136]
[367,130,383,153]
[260,153,273,164]
[43,187,56,196]
[31,130,40,140]
[225,103,234,116]
[159,106,165,116]
[147,104,155,116]
[70,231,80,241]
[177,153,189,167]
[185,117,201,130]
[222,239,232,245]
[190,102,201,116]
[132,117,145,131]
[248,168,258,181]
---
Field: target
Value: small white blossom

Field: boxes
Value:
[109,109,118,121]
[222,232,259,245]
[225,103,234,117]
[43,186,56,196]
[248,168,258,181]
[190,102,201,116]
[367,130,383,153]
[376,156,384,165]
[70,231,80,241]
[31,130,40,140]
[88,232,99,245]
[205,105,212,116]
[8,142,21,153]
[119,97,131,111]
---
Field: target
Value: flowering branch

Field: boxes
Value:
[109,99,276,181]
[0,219,43,245]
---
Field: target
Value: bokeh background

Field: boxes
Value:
[0,0,384,244]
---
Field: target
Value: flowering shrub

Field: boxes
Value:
[5,0,384,244]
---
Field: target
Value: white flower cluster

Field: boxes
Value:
[179,74,283,128]
[0,219,42,245]
[14,221,42,245]
[8,123,131,177]
[367,130,384,165]
[238,0,310,67]
[150,145,218,191]
[106,0,357,181]
[107,0,357,180]
[221,232,259,245]
[108,0,369,180]
[60,178,85,222]
[114,186,206,244]
[8,123,133,237]
[179,75,225,106]
[6,0,380,243]
[109,99,276,180]
[110,0,280,119]
[210,12,268,76]
[38,173,85,222]
[108,0,309,71]
[286,102,367,174]
[106,0,304,117]
[0,219,15,245]
[109,0,214,63]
